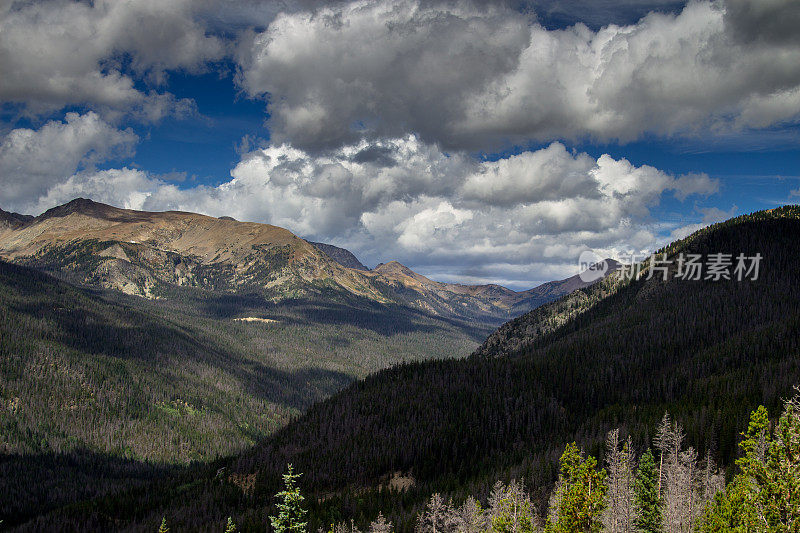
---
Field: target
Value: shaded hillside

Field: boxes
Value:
[217,208,799,530]
[0,259,495,527]
[0,208,33,230]
[474,259,625,358]
[0,451,177,528]
[0,259,491,462]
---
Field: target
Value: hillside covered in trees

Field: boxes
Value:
[243,392,798,533]
[0,259,492,527]
[12,207,798,531]
[232,393,800,533]
[231,208,800,520]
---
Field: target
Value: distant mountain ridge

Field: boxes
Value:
[309,241,370,271]
[0,198,614,322]
[0,207,34,230]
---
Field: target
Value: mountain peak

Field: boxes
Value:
[374,260,407,272]
[38,198,123,220]
[374,260,431,281]
[603,258,620,269]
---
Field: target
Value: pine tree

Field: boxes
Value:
[225,516,238,533]
[545,442,607,533]
[741,397,800,529]
[695,475,758,533]
[697,392,800,531]
[696,405,770,532]
[158,516,169,533]
[487,480,537,533]
[270,464,308,533]
[634,449,662,533]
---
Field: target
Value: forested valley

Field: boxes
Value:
[8,208,798,531]
[0,260,490,528]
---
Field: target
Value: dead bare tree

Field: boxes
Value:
[451,496,487,533]
[369,512,393,533]
[416,493,455,533]
[333,520,362,533]
[700,452,724,504]
[602,429,638,532]
[654,412,673,497]
[659,420,722,533]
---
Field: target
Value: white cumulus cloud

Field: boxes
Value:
[237,0,800,150]
[0,112,138,212]
[0,0,225,117]
[19,136,718,286]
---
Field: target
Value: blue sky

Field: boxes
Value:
[1,0,799,288]
[131,67,267,185]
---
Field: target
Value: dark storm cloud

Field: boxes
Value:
[351,146,398,167]
[724,0,800,45]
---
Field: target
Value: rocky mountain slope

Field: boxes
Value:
[0,199,385,303]
[0,199,609,322]
[309,241,370,271]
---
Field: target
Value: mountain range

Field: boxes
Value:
[0,197,619,529]
[10,200,793,532]
[0,198,614,323]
